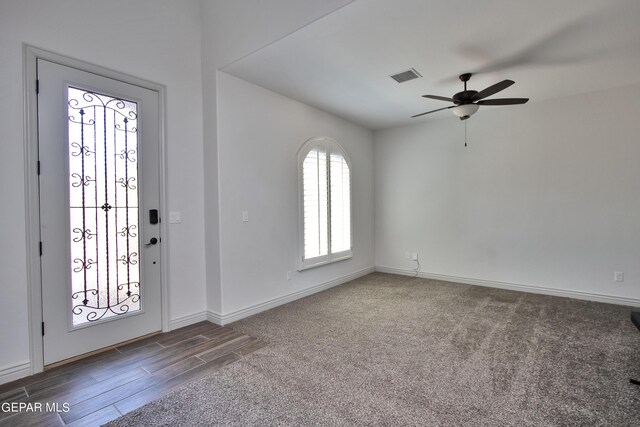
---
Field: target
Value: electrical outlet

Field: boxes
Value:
[614,272,624,282]
[286,271,292,281]
[242,211,249,222]
[412,252,418,261]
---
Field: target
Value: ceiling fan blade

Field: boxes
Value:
[472,80,515,101]
[422,95,454,102]
[411,106,454,118]
[476,98,529,105]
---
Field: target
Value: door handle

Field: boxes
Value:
[145,237,158,246]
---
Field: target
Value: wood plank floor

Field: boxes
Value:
[0,322,267,426]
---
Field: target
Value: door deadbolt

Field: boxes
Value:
[149,209,159,224]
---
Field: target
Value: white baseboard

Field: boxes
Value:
[375,266,640,307]
[169,310,209,331]
[0,360,31,385]
[206,310,224,326]
[207,267,376,325]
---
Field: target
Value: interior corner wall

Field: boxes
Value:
[217,72,375,315]
[0,0,207,378]
[374,83,640,302]
[198,0,359,317]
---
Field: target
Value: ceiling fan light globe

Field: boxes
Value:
[452,103,479,119]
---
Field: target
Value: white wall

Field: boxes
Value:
[217,72,375,315]
[6,0,633,387]
[375,83,640,302]
[0,0,363,382]
[0,0,207,378]
[199,0,357,314]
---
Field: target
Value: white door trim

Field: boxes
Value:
[23,44,169,374]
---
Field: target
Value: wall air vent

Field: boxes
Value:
[390,68,422,83]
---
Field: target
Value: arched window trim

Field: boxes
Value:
[297,136,353,271]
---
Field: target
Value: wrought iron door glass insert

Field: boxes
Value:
[67,87,140,326]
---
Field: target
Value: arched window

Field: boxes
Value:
[298,137,352,270]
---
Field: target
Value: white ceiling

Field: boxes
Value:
[222,0,640,130]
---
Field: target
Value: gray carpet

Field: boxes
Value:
[108,273,640,426]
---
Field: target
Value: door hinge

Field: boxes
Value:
[39,241,43,256]
[36,79,39,94]
[41,322,45,336]
[37,161,41,175]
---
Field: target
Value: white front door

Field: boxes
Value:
[37,59,162,365]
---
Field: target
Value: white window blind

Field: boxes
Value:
[302,148,328,259]
[299,138,352,270]
[329,152,351,253]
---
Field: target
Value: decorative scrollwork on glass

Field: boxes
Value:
[70,142,95,157]
[117,149,137,162]
[69,108,96,126]
[115,119,138,134]
[117,253,138,266]
[72,227,97,242]
[68,86,141,326]
[71,173,95,188]
[116,177,137,190]
[118,282,140,298]
[118,225,137,238]
[72,257,96,273]
[71,283,140,322]
[68,93,138,125]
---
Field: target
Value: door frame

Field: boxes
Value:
[23,45,169,374]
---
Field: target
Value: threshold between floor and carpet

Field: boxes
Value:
[107,272,640,426]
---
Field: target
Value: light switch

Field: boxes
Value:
[169,212,182,224]
[242,211,249,222]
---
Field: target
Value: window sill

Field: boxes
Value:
[298,253,352,271]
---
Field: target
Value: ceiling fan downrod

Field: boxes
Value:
[460,73,472,92]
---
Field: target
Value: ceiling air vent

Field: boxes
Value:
[390,68,422,83]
